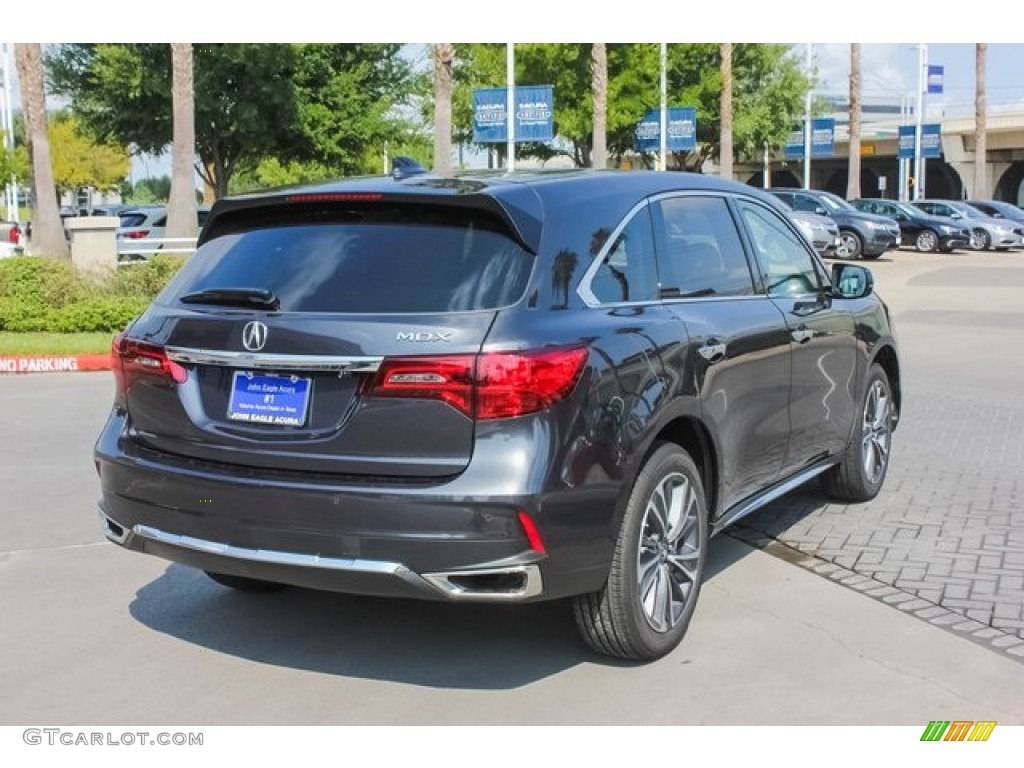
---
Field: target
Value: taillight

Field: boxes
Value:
[112,333,187,400]
[476,348,588,420]
[7,225,19,244]
[124,230,150,239]
[367,348,588,420]
[368,356,475,415]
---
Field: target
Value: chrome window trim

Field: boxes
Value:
[165,346,383,372]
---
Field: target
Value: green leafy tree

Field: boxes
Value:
[47,44,419,198]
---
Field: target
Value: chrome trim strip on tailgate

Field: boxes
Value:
[165,346,383,372]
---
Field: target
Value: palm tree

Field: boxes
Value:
[974,43,987,198]
[14,43,67,258]
[432,44,455,175]
[719,43,733,180]
[591,43,607,170]
[166,43,197,240]
[847,44,862,199]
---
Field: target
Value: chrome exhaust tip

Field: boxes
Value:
[98,508,130,544]
[422,564,543,601]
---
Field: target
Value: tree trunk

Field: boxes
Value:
[591,43,608,170]
[433,44,455,175]
[14,44,68,258]
[166,43,197,239]
[847,44,862,199]
[975,43,987,198]
[719,43,733,180]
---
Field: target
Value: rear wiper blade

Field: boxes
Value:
[179,287,280,310]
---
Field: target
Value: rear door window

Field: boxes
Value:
[653,196,755,297]
[158,205,534,314]
[585,206,659,304]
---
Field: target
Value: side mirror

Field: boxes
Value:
[815,206,828,216]
[950,212,963,219]
[832,263,873,299]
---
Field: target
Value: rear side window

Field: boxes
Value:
[654,196,754,297]
[158,205,533,313]
[587,207,658,304]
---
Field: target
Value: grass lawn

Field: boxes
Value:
[0,331,113,356]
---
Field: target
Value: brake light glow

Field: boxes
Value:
[124,230,150,239]
[112,334,187,399]
[367,347,588,420]
[285,193,384,204]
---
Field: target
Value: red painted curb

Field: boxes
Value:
[0,354,112,374]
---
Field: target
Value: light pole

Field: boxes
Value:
[1,43,18,222]
[506,43,515,172]
[803,43,813,189]
[913,43,927,201]
[659,43,667,172]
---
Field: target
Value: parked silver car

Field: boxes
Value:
[790,210,840,257]
[117,205,209,260]
[912,199,1023,251]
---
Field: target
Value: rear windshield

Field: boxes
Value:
[119,213,147,227]
[157,206,534,313]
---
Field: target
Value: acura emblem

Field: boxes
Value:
[242,321,268,352]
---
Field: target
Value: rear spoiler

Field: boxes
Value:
[200,183,544,255]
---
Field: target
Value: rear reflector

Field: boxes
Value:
[517,511,546,554]
[367,347,588,420]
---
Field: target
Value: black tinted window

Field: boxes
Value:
[738,202,821,298]
[159,209,533,313]
[588,207,658,304]
[655,196,753,297]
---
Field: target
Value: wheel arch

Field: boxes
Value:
[646,416,720,519]
[871,344,901,425]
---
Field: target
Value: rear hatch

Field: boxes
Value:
[115,198,537,479]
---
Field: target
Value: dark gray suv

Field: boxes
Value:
[95,170,900,660]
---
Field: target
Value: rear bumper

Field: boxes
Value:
[94,410,617,602]
[99,508,543,601]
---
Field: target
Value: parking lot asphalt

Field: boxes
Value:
[2,247,1024,725]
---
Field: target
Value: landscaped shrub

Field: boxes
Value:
[0,255,185,333]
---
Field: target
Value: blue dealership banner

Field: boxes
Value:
[898,124,942,159]
[472,85,554,143]
[783,118,835,159]
[633,107,697,153]
[927,65,944,94]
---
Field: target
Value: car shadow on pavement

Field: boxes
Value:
[127,535,756,689]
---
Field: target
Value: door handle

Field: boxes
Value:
[791,326,814,344]
[698,340,727,363]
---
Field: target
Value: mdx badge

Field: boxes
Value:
[242,321,269,351]
[396,331,454,342]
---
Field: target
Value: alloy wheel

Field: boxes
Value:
[861,379,892,484]
[915,230,937,252]
[636,472,701,633]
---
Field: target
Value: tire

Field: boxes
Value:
[970,228,991,251]
[836,230,863,260]
[573,442,708,660]
[915,230,938,252]
[205,571,285,592]
[821,364,895,502]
